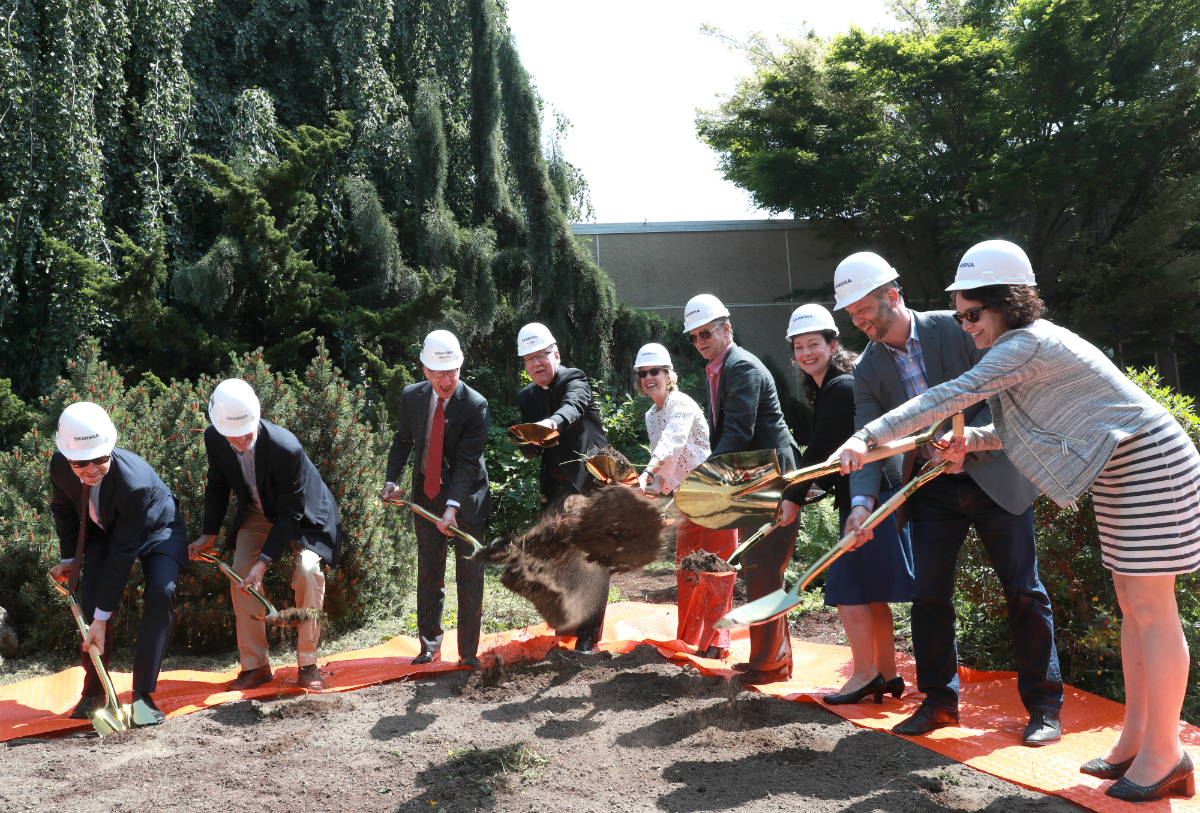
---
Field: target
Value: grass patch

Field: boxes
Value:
[446,741,548,780]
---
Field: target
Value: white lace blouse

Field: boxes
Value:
[644,390,711,494]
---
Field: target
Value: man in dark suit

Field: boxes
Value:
[189,379,343,691]
[382,331,492,668]
[683,294,801,685]
[834,251,1063,745]
[514,322,610,652]
[49,402,189,725]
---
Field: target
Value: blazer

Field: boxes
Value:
[516,367,609,495]
[709,345,800,471]
[860,319,1169,509]
[850,310,1040,515]
[781,372,902,512]
[386,380,493,526]
[202,420,343,566]
[50,448,188,614]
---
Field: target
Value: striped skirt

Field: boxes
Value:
[1092,413,1200,575]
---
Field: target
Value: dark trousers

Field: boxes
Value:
[909,474,1063,714]
[414,489,486,658]
[79,543,179,695]
[542,474,608,642]
[741,520,799,671]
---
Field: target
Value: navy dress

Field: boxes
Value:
[783,372,914,606]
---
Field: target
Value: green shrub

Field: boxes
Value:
[954,368,1200,722]
[0,340,416,656]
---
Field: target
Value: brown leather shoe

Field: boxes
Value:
[733,663,792,686]
[228,665,273,692]
[296,664,326,690]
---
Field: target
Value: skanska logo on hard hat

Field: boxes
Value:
[433,349,454,358]
[74,434,99,441]
[228,414,249,422]
[835,278,854,290]
[960,262,975,268]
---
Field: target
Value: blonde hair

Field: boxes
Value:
[635,367,679,397]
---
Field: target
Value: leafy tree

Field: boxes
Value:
[697,0,1200,391]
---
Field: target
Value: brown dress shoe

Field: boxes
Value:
[296,664,326,690]
[733,663,792,686]
[228,665,273,692]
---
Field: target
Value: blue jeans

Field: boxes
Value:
[909,474,1063,714]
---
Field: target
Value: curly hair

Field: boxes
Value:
[953,285,1044,330]
[791,330,857,406]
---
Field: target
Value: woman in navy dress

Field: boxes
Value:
[778,305,914,704]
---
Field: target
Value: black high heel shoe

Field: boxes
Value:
[884,676,904,699]
[1079,755,1135,779]
[1105,752,1195,802]
[824,674,885,705]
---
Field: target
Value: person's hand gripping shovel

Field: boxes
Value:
[197,553,324,627]
[714,413,965,630]
[380,496,485,556]
[46,573,131,735]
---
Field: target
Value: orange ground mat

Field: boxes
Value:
[3,601,1198,813]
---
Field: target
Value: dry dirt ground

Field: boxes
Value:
[0,567,1085,813]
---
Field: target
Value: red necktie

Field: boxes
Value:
[423,399,445,500]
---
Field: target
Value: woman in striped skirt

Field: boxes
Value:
[833,240,1199,803]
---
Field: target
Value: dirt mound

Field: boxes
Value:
[679,549,736,574]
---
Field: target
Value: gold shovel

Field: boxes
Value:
[715,414,965,629]
[47,573,131,735]
[198,553,324,628]
[381,497,485,555]
[675,414,961,530]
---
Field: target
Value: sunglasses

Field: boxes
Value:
[952,305,990,325]
[68,455,110,469]
[637,368,667,378]
[687,321,727,344]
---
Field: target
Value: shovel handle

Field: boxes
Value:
[198,553,280,618]
[382,497,484,554]
[46,572,127,725]
[727,521,778,567]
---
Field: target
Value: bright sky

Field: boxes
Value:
[506,1,899,224]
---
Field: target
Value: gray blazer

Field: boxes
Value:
[710,345,800,471]
[851,310,1040,515]
[861,319,1169,509]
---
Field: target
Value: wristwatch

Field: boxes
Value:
[851,428,878,451]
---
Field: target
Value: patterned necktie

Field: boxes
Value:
[68,483,92,595]
[423,399,445,500]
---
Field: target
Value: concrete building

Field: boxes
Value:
[572,219,843,397]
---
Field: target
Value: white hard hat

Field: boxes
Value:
[208,379,261,437]
[786,304,839,340]
[633,343,672,369]
[517,323,556,357]
[832,252,900,310]
[682,294,730,333]
[56,402,117,461]
[420,330,464,371]
[947,240,1036,291]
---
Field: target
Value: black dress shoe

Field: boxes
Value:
[1106,751,1195,801]
[732,663,791,686]
[892,704,959,736]
[69,696,100,720]
[884,676,905,699]
[131,691,166,726]
[824,674,886,705]
[458,655,481,669]
[574,638,598,654]
[1022,711,1062,746]
[1080,755,1136,779]
[731,662,752,673]
[412,651,439,665]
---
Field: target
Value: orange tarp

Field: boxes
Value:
[3,601,1197,813]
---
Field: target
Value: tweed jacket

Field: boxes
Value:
[850,310,1040,515]
[861,319,1169,509]
[387,380,493,526]
[709,345,800,471]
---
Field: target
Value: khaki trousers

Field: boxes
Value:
[232,506,325,669]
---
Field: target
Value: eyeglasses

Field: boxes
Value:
[427,368,459,380]
[636,368,667,378]
[68,455,110,469]
[523,350,555,364]
[687,321,727,344]
[952,305,990,325]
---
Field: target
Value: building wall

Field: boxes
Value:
[572,220,842,396]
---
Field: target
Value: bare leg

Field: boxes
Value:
[1111,572,1188,785]
[837,604,882,692]
[871,603,900,682]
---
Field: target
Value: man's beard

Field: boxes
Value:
[867,298,898,342]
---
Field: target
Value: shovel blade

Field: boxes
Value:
[713,588,802,629]
[88,704,128,736]
[675,449,784,530]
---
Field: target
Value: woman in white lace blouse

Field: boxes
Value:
[634,343,738,659]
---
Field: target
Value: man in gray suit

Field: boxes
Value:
[834,252,1063,745]
[684,294,801,685]
[383,331,492,669]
